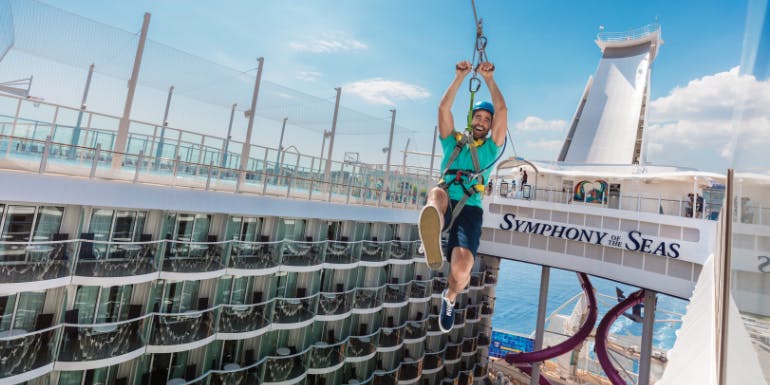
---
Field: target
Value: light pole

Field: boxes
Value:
[383,109,396,199]
[221,103,237,168]
[275,117,288,172]
[319,130,330,175]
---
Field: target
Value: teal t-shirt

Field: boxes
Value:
[440,133,501,207]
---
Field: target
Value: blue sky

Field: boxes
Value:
[21,1,755,171]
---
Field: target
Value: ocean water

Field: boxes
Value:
[491,259,688,350]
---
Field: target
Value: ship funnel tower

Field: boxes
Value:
[558,24,663,164]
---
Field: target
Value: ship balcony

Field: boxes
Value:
[372,366,399,385]
[280,241,323,271]
[0,327,57,382]
[388,241,414,264]
[457,370,474,385]
[464,305,480,323]
[461,337,478,356]
[57,317,146,370]
[477,333,490,347]
[307,340,345,374]
[217,301,274,338]
[422,351,444,374]
[272,295,318,326]
[432,277,448,296]
[72,241,159,285]
[426,316,441,336]
[0,241,74,290]
[262,350,306,384]
[353,286,385,313]
[160,241,226,280]
[397,356,423,384]
[473,361,488,379]
[323,241,358,266]
[382,282,410,307]
[228,242,281,273]
[452,308,466,328]
[483,271,497,286]
[316,290,354,320]
[360,241,389,265]
[210,367,261,385]
[444,342,462,363]
[468,273,484,290]
[346,331,379,361]
[408,279,432,301]
[480,301,493,317]
[147,308,215,352]
[378,324,405,352]
[401,320,427,343]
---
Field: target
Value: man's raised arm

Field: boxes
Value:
[478,62,507,147]
[438,61,472,140]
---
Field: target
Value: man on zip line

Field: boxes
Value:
[419,60,508,332]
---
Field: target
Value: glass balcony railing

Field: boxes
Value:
[317,290,354,317]
[346,331,379,358]
[281,241,323,267]
[263,352,306,383]
[0,327,57,379]
[161,241,225,274]
[426,316,441,334]
[402,320,427,341]
[372,366,399,385]
[323,241,358,265]
[422,351,444,373]
[353,286,384,310]
[480,301,494,317]
[58,318,146,362]
[461,337,478,354]
[378,325,403,348]
[383,282,409,304]
[387,241,412,261]
[149,309,215,346]
[360,241,388,263]
[73,241,158,278]
[409,280,432,299]
[228,241,280,270]
[210,369,260,385]
[477,333,491,347]
[432,277,448,294]
[465,305,480,323]
[0,241,74,283]
[309,340,345,370]
[398,357,422,382]
[218,302,273,334]
[273,295,317,324]
[469,272,483,288]
[444,342,462,362]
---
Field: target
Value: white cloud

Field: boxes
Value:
[296,71,322,82]
[646,66,770,166]
[344,78,430,106]
[289,34,368,53]
[514,116,567,132]
[523,139,564,153]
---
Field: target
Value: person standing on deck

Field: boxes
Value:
[418,60,507,333]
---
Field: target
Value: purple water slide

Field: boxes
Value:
[504,272,597,364]
[594,288,646,385]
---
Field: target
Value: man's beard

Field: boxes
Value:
[472,125,488,140]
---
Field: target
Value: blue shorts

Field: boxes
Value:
[444,200,483,260]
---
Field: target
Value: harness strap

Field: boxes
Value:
[438,131,486,234]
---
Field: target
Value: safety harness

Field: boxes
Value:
[438,131,488,233]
